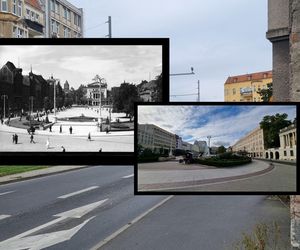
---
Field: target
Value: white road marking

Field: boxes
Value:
[0,215,11,221]
[0,191,15,196]
[122,174,134,179]
[90,196,174,250]
[0,199,108,250]
[58,186,99,199]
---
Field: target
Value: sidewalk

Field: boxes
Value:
[138,160,274,191]
[0,165,91,185]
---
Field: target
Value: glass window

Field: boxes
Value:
[232,88,236,95]
[78,16,81,28]
[51,19,55,32]
[56,21,59,33]
[63,6,67,19]
[290,150,294,156]
[31,11,35,21]
[55,1,59,14]
[26,9,30,18]
[63,26,67,37]
[13,0,17,14]
[17,0,22,16]
[36,13,39,22]
[1,0,8,12]
[67,9,71,20]
[50,0,54,11]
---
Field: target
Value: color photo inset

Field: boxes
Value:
[136,104,297,193]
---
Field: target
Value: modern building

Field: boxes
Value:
[266,0,300,101]
[138,123,176,153]
[0,0,29,37]
[224,71,272,102]
[231,127,265,158]
[175,134,183,150]
[84,81,108,106]
[40,0,83,38]
[24,0,44,37]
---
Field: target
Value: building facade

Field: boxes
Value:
[24,0,44,37]
[41,0,83,38]
[138,124,176,153]
[0,0,29,37]
[266,0,300,101]
[84,81,108,106]
[224,71,272,102]
[232,127,265,158]
[265,122,297,161]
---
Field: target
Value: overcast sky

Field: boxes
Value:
[68,0,271,101]
[138,106,296,147]
[0,45,162,89]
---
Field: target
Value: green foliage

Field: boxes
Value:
[173,149,187,156]
[259,113,292,149]
[257,83,273,102]
[217,145,226,154]
[195,157,251,167]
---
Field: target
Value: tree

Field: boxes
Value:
[217,145,226,154]
[75,84,87,105]
[257,83,273,102]
[260,113,292,149]
[153,73,163,102]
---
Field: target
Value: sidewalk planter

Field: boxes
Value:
[195,157,252,168]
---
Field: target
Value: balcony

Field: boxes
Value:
[240,87,253,96]
[24,19,43,35]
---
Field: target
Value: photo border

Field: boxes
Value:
[0,38,169,165]
[134,102,299,195]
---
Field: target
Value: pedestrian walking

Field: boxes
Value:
[30,133,35,144]
[46,138,50,149]
[15,134,18,144]
[105,127,109,134]
[88,132,91,141]
[49,125,52,132]
[61,146,66,152]
[60,125,62,133]
[69,126,72,134]
[12,134,15,144]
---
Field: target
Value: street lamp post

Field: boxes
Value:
[1,95,8,119]
[170,67,195,76]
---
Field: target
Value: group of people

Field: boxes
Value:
[12,133,18,144]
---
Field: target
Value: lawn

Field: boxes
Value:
[0,166,49,177]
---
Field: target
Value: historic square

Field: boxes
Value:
[0,45,163,152]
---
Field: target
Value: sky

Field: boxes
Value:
[68,0,272,101]
[138,105,297,147]
[0,45,162,89]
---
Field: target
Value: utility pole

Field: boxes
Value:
[1,95,8,119]
[54,79,59,122]
[106,16,112,38]
[197,80,200,102]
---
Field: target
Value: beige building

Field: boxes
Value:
[138,124,176,153]
[224,71,272,102]
[0,0,29,37]
[265,123,297,161]
[24,0,44,37]
[232,127,265,158]
[41,0,83,38]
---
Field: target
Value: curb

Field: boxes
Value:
[0,165,96,185]
[139,163,275,191]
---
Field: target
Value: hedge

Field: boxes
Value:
[195,158,252,167]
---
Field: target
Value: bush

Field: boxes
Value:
[195,157,251,167]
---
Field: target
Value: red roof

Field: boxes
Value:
[225,70,272,84]
[25,0,42,11]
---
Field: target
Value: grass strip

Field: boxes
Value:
[0,166,49,177]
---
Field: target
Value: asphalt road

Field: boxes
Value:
[0,167,291,250]
[0,166,165,249]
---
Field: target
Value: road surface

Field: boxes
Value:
[0,166,291,249]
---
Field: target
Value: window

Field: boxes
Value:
[36,13,39,22]
[74,14,78,25]
[232,88,236,95]
[63,26,67,37]
[55,1,59,14]
[51,19,55,33]
[290,150,294,156]
[67,28,71,37]
[17,0,22,16]
[284,151,287,156]
[78,16,81,28]
[56,21,59,33]
[31,11,35,21]
[13,26,27,38]
[67,9,71,20]
[1,0,7,12]
[63,6,67,19]
[26,9,30,18]
[13,0,17,14]
[50,0,54,11]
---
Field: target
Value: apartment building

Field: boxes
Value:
[224,71,272,102]
[232,127,265,158]
[138,124,176,153]
[41,0,83,38]
[0,0,29,37]
[24,0,44,37]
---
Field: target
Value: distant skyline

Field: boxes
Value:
[138,106,297,147]
[0,45,162,89]
[69,0,271,101]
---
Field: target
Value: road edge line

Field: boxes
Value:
[90,195,174,250]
